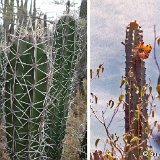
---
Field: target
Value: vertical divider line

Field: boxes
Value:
[87,0,90,159]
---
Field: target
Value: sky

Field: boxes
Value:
[90,0,160,155]
[31,0,81,20]
[0,0,81,25]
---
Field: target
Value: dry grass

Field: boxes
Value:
[0,124,10,160]
[61,78,87,160]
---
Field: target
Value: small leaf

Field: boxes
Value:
[105,151,113,160]
[107,154,113,160]
[125,81,129,86]
[102,67,104,73]
[120,77,126,88]
[154,121,157,127]
[141,85,147,97]
[152,111,154,117]
[119,94,124,102]
[95,138,100,147]
[149,86,152,93]
[97,68,100,78]
[90,69,93,79]
[99,64,103,68]
[91,92,94,97]
[130,136,140,143]
[109,100,114,108]
[95,96,98,104]
[156,84,160,95]
[123,134,128,144]
[157,37,160,46]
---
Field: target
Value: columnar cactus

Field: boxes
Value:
[46,15,77,159]
[124,21,148,159]
[58,0,87,159]
[4,34,49,159]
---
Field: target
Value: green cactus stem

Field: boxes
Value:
[47,15,76,159]
[5,35,48,159]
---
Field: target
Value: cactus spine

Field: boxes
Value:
[5,35,48,159]
[124,21,148,159]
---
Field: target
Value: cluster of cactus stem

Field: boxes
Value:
[124,21,148,159]
[0,2,86,160]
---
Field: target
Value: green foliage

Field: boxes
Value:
[118,94,124,103]
[130,136,140,143]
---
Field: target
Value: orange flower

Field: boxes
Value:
[133,41,152,60]
[143,44,152,53]
[138,51,149,60]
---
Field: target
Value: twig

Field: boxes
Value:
[91,106,124,160]
[101,111,124,159]
[153,25,160,74]
[107,101,122,128]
